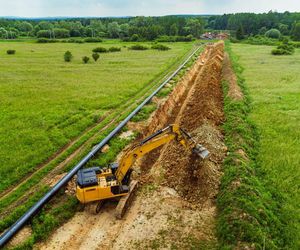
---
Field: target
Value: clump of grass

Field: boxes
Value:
[82,56,90,64]
[92,53,100,62]
[6,49,16,55]
[92,47,108,53]
[131,102,157,122]
[108,47,121,52]
[84,37,102,43]
[36,38,59,43]
[129,44,149,50]
[151,44,170,51]
[64,51,73,62]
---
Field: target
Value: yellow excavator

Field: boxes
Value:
[76,124,209,218]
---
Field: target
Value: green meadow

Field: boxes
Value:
[232,44,300,247]
[0,40,194,192]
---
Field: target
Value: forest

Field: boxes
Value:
[0,12,299,41]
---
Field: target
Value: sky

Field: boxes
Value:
[0,0,299,17]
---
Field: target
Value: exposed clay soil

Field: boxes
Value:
[35,42,226,250]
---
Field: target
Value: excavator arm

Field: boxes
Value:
[115,124,209,183]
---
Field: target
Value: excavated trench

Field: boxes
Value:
[140,42,226,206]
[35,42,226,250]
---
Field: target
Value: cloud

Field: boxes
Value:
[0,0,299,17]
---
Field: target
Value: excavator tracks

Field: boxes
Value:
[115,180,138,219]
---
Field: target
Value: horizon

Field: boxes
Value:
[1,10,299,20]
[0,0,299,18]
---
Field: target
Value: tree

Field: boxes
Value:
[107,22,120,38]
[170,23,178,36]
[291,22,300,41]
[18,21,33,35]
[279,24,289,35]
[53,28,70,38]
[0,27,7,38]
[92,53,100,61]
[119,23,129,38]
[185,18,204,38]
[64,51,73,62]
[37,21,53,31]
[37,30,51,38]
[236,24,245,40]
[265,29,281,39]
[259,26,267,35]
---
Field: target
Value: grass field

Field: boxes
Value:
[0,40,194,193]
[232,44,300,248]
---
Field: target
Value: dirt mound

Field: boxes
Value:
[161,122,226,205]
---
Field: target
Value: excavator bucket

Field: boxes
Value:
[192,144,210,159]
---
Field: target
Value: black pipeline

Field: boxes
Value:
[0,46,201,247]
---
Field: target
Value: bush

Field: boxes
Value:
[36,38,58,43]
[84,37,102,43]
[290,41,300,48]
[241,35,280,46]
[129,44,148,50]
[151,44,170,51]
[66,38,84,43]
[131,34,139,41]
[82,56,90,64]
[156,35,194,42]
[6,50,16,55]
[64,51,73,62]
[265,29,281,39]
[92,47,108,53]
[108,47,121,52]
[92,53,100,61]
[271,43,295,55]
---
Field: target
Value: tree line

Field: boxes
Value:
[0,16,204,41]
[207,11,300,40]
[0,12,299,41]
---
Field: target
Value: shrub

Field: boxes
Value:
[151,44,170,51]
[66,38,84,43]
[108,47,121,52]
[156,35,194,42]
[129,44,148,50]
[84,37,102,43]
[6,50,16,55]
[82,56,90,64]
[265,29,281,39]
[131,34,139,41]
[36,38,58,43]
[271,43,295,55]
[64,51,73,62]
[92,53,100,61]
[92,47,108,53]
